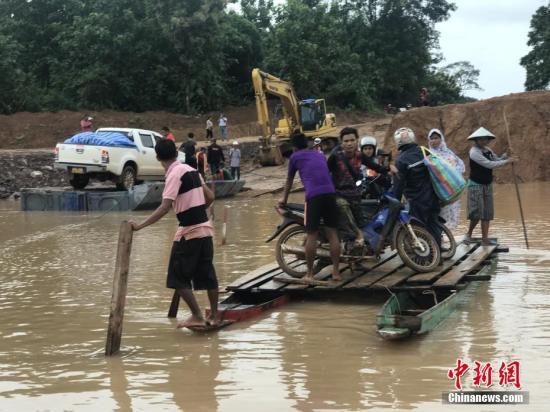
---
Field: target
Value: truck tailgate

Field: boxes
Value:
[56,144,102,165]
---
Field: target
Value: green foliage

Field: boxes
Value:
[521,4,550,90]
[0,0,479,115]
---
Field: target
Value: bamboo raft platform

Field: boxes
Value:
[225,240,508,296]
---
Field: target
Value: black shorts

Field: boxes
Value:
[304,193,338,233]
[167,237,218,290]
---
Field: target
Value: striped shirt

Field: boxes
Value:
[163,161,213,241]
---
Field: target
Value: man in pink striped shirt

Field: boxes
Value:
[130,139,218,328]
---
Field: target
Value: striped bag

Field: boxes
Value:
[420,146,466,205]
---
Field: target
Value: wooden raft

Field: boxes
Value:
[226,242,501,295]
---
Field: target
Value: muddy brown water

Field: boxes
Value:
[1,183,550,411]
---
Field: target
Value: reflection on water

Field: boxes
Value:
[1,183,550,411]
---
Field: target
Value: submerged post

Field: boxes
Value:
[105,221,133,356]
[221,205,229,245]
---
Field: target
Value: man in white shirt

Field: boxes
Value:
[219,113,228,141]
[205,116,213,140]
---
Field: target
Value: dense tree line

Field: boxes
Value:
[521,3,550,91]
[0,0,479,115]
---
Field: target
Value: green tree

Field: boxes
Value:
[521,4,550,90]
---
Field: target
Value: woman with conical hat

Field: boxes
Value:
[465,127,517,245]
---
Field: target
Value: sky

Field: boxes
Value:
[436,0,548,99]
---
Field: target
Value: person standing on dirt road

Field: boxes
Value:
[391,127,441,250]
[129,139,219,328]
[219,113,228,141]
[206,117,214,140]
[464,127,517,246]
[279,132,341,282]
[162,126,175,142]
[80,115,93,132]
[207,138,225,176]
[181,132,198,169]
[229,140,241,180]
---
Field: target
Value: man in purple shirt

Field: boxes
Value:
[279,132,341,281]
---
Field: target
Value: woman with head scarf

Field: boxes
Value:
[427,128,465,229]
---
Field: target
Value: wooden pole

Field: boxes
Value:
[210,181,216,221]
[167,290,180,318]
[502,111,529,249]
[105,221,133,356]
[221,205,229,245]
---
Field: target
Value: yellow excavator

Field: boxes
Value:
[252,68,338,165]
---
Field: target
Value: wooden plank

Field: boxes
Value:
[370,267,416,289]
[105,221,133,356]
[282,263,350,291]
[344,255,404,289]
[273,274,333,287]
[226,261,282,290]
[280,244,332,259]
[433,245,496,288]
[241,260,311,291]
[407,243,476,284]
[315,252,399,290]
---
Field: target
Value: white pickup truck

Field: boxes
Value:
[54,127,184,190]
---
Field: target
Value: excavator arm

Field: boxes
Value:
[252,68,301,140]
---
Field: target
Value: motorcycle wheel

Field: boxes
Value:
[275,225,325,278]
[395,224,440,273]
[440,224,457,260]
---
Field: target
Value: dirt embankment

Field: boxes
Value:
[383,90,550,183]
[0,105,373,150]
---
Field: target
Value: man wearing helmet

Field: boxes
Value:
[391,127,441,250]
[360,135,392,196]
[328,127,391,246]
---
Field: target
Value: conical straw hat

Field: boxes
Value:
[467,127,496,140]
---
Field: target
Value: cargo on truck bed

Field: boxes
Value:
[54,128,184,190]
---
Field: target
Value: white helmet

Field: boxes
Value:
[393,127,416,148]
[360,136,377,150]
[313,137,321,145]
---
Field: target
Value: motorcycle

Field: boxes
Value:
[267,178,453,277]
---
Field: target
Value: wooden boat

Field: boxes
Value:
[206,179,245,198]
[205,292,289,322]
[376,289,460,340]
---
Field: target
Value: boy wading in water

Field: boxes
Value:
[279,132,341,281]
[130,139,218,328]
[465,127,517,246]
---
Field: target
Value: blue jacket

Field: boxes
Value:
[392,143,439,212]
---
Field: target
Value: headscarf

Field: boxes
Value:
[427,128,465,173]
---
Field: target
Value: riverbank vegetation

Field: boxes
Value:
[0,0,482,114]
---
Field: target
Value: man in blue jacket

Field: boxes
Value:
[391,127,441,249]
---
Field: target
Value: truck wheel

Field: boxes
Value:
[69,174,90,190]
[116,165,137,191]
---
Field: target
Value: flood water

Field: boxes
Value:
[1,183,550,411]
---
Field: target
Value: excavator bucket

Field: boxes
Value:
[259,138,284,166]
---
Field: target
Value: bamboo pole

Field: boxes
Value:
[502,110,529,249]
[105,221,134,356]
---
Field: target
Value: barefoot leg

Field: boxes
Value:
[325,228,342,281]
[175,288,205,328]
[206,288,219,325]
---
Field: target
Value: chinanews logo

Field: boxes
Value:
[442,359,529,405]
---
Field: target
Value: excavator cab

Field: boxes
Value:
[299,99,326,131]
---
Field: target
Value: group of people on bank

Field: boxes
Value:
[128,122,516,329]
